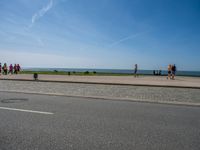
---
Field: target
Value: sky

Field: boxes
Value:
[0,0,200,71]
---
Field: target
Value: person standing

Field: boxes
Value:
[171,64,177,80]
[167,64,172,79]
[153,70,155,75]
[159,70,162,76]
[134,64,138,77]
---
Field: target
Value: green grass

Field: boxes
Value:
[20,71,137,76]
[19,70,200,77]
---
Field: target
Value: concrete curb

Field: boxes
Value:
[1,78,200,89]
[1,90,200,107]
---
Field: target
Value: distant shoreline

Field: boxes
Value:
[21,69,200,77]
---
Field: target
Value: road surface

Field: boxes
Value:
[0,91,200,150]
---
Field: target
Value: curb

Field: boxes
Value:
[1,78,200,89]
[1,90,200,107]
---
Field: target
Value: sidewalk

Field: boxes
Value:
[1,74,200,89]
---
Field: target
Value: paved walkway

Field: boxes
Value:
[1,74,200,88]
[0,80,200,106]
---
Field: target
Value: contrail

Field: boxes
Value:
[30,0,53,27]
[108,32,145,48]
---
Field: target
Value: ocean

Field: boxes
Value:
[23,68,200,77]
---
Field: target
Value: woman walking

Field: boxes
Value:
[17,64,21,74]
[3,63,8,75]
[8,64,13,75]
[0,63,1,75]
[171,64,177,80]
[167,64,172,79]
[14,64,17,74]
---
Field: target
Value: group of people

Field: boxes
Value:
[167,64,176,80]
[134,63,177,80]
[153,70,162,76]
[0,63,21,75]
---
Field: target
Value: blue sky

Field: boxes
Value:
[0,0,200,71]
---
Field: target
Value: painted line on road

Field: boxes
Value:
[0,107,54,115]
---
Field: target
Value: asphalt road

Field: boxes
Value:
[0,91,200,150]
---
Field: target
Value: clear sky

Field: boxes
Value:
[0,0,200,71]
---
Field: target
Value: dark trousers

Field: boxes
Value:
[4,69,7,75]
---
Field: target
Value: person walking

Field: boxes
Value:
[17,64,21,74]
[14,64,17,74]
[8,64,13,75]
[171,64,177,80]
[167,64,172,79]
[0,63,1,75]
[134,64,138,77]
[3,63,8,75]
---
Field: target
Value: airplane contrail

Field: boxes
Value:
[30,0,53,27]
[108,32,145,48]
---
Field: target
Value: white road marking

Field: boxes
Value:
[0,107,54,115]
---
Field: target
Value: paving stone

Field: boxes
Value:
[0,80,199,104]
